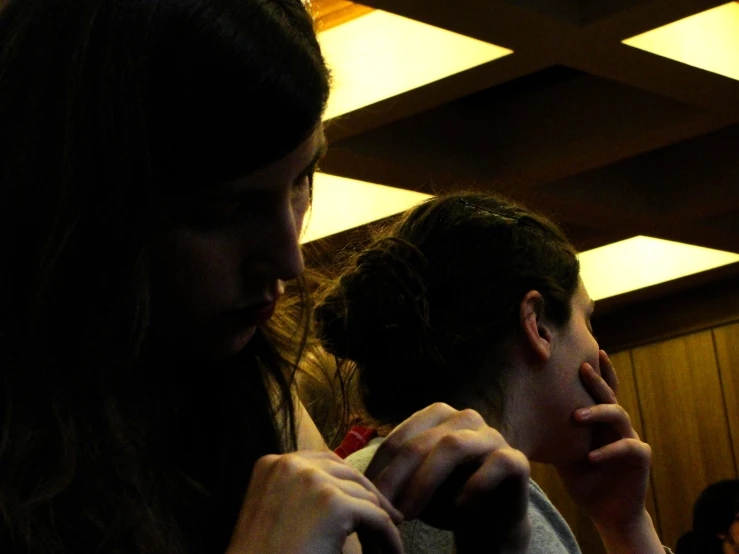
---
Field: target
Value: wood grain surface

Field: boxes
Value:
[310,0,373,32]
[712,323,739,477]
[631,331,737,549]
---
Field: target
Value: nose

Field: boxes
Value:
[251,198,305,282]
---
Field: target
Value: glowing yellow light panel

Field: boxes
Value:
[579,236,739,301]
[301,173,432,243]
[318,10,513,120]
[622,2,739,81]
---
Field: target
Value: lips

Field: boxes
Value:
[228,301,276,327]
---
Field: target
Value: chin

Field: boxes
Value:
[224,326,258,357]
[204,325,258,362]
[536,426,593,465]
[564,426,595,463]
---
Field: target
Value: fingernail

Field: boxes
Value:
[390,506,404,522]
[589,450,602,462]
[577,408,591,419]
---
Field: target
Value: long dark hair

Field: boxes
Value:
[0,0,329,551]
[315,192,580,427]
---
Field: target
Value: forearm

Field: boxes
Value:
[595,510,665,554]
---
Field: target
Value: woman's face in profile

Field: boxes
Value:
[532,279,600,463]
[150,127,326,361]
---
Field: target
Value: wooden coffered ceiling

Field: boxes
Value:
[311,0,373,31]
[309,0,739,266]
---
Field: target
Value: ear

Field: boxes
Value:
[520,290,554,363]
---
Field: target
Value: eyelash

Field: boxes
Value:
[191,171,315,230]
[297,167,318,204]
[293,171,313,199]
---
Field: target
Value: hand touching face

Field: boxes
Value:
[556,350,655,539]
[532,279,601,464]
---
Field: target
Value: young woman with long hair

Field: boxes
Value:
[0,2,530,552]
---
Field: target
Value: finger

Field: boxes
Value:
[364,403,459,481]
[392,428,507,518]
[265,452,404,523]
[580,362,617,405]
[345,497,404,554]
[589,437,652,467]
[317,458,405,523]
[599,350,619,394]
[458,447,530,507]
[325,474,403,518]
[573,404,639,439]
[367,409,489,502]
[454,449,530,550]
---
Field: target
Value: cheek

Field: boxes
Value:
[588,335,600,366]
[579,326,600,365]
[730,520,739,542]
[155,234,240,316]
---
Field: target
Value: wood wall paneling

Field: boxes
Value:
[712,323,739,475]
[610,350,660,534]
[630,331,738,549]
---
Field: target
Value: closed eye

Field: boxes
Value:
[296,152,323,205]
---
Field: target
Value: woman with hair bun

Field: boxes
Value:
[317,192,672,554]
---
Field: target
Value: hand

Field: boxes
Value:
[555,350,652,532]
[364,403,531,553]
[227,451,404,554]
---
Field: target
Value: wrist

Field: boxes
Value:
[594,510,664,554]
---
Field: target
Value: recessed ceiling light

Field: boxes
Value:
[301,173,432,243]
[622,2,739,82]
[318,10,513,120]
[579,236,739,301]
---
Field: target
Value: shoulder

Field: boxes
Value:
[345,437,385,472]
[295,398,331,451]
[528,478,582,554]
[266,373,329,452]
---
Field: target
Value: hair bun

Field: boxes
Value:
[315,237,433,365]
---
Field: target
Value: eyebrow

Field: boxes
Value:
[206,139,328,200]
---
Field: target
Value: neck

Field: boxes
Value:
[495,368,542,460]
[498,412,538,461]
